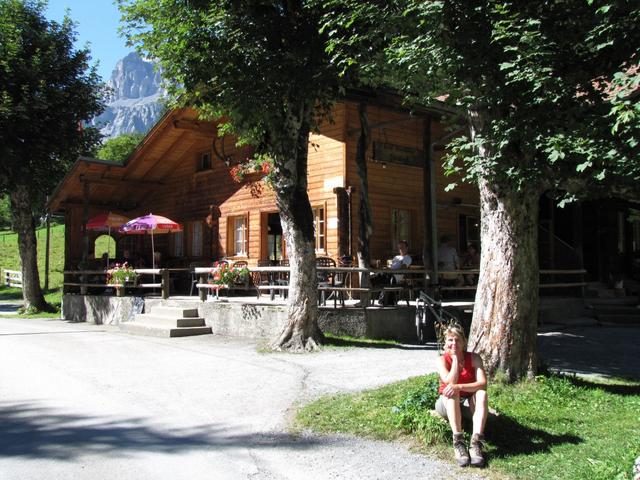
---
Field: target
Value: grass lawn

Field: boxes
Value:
[296,373,640,480]
[322,333,401,349]
[0,224,65,313]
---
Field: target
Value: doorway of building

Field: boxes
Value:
[267,213,285,261]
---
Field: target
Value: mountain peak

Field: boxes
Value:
[92,52,165,139]
[107,51,162,102]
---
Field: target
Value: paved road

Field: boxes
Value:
[0,317,486,480]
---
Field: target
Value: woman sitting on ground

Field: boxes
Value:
[435,324,488,468]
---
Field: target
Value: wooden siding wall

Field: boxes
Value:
[86,106,349,266]
[344,102,479,264]
[61,103,480,270]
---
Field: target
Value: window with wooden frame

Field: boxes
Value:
[186,221,203,257]
[391,208,411,249]
[228,214,248,257]
[197,151,212,172]
[313,206,326,252]
[171,230,184,258]
[458,214,480,252]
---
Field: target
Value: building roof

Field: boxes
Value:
[47,108,217,212]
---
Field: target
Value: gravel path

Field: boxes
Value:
[0,317,486,480]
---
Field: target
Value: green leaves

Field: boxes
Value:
[0,0,104,195]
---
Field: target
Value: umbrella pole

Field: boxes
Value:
[151,230,156,288]
[107,226,111,269]
[151,230,155,269]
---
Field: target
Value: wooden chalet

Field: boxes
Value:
[47,95,640,292]
[47,97,479,277]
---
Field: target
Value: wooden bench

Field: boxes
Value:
[317,286,380,307]
[256,284,289,301]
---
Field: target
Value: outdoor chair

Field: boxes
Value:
[227,260,252,296]
[275,258,289,299]
[316,256,337,305]
[255,259,287,300]
[189,261,213,296]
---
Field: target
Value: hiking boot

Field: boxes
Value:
[469,433,486,468]
[453,433,470,467]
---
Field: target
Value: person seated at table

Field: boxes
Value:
[100,252,109,269]
[117,249,133,266]
[153,251,162,268]
[77,254,104,294]
[371,240,412,306]
[437,235,462,287]
[462,243,480,286]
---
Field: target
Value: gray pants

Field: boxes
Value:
[435,395,474,420]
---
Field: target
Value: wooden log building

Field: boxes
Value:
[48,96,478,271]
[47,94,640,288]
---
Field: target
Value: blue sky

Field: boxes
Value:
[45,1,132,82]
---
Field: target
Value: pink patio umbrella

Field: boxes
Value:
[86,212,131,267]
[119,213,183,269]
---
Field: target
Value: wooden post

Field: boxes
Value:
[44,212,51,291]
[422,117,435,288]
[81,182,90,295]
[199,273,207,301]
[161,269,170,299]
[573,204,585,299]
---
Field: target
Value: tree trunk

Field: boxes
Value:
[9,183,50,312]
[469,178,539,381]
[269,108,323,351]
[355,103,373,280]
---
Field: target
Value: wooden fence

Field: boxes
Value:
[3,269,23,289]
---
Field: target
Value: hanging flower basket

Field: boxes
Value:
[229,155,272,183]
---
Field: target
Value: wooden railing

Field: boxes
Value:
[63,268,173,299]
[193,266,429,305]
[438,269,587,295]
[61,265,588,303]
[3,269,22,289]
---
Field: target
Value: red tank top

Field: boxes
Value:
[438,352,476,398]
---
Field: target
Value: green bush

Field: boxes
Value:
[391,373,449,445]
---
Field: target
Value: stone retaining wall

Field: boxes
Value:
[63,294,419,342]
[62,294,144,325]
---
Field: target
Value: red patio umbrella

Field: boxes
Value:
[119,213,183,269]
[86,212,131,267]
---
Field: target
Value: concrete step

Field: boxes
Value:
[120,322,212,338]
[587,297,638,307]
[590,305,640,315]
[596,313,640,325]
[146,306,200,318]
[134,314,206,328]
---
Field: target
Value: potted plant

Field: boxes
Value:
[107,262,139,296]
[209,262,250,288]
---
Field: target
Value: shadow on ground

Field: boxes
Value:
[324,336,439,351]
[564,376,640,396]
[482,412,582,460]
[0,287,22,301]
[537,326,640,380]
[0,303,21,314]
[0,401,322,459]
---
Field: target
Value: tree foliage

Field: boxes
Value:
[119,0,347,350]
[0,0,104,196]
[119,1,340,146]
[322,0,640,379]
[97,132,145,162]
[0,0,104,311]
[324,0,640,199]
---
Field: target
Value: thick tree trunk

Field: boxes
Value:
[355,103,373,279]
[269,108,323,351]
[469,178,539,381]
[9,184,50,312]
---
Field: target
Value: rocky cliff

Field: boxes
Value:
[92,52,165,138]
